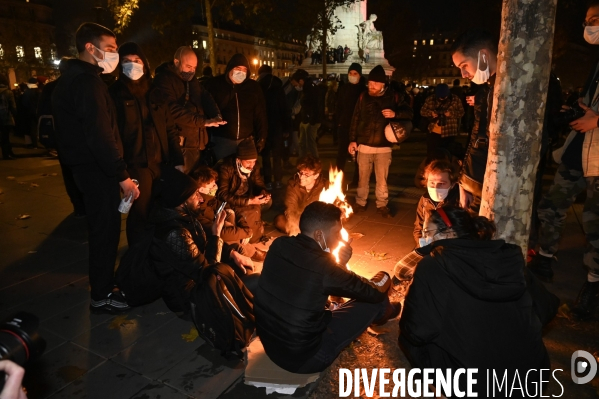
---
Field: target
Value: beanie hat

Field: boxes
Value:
[435,83,450,98]
[159,167,198,208]
[348,63,362,75]
[237,138,258,160]
[368,65,386,83]
[226,53,250,75]
[118,42,151,75]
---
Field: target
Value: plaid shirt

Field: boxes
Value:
[420,94,465,137]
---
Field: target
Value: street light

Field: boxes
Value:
[252,58,258,78]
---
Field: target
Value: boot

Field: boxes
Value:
[527,253,554,282]
[571,281,599,321]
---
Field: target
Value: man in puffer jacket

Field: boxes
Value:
[204,54,268,161]
[348,65,413,219]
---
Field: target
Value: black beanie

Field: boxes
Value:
[348,63,362,75]
[159,167,198,208]
[237,138,258,160]
[226,53,250,75]
[435,83,450,98]
[118,42,151,76]
[368,65,387,83]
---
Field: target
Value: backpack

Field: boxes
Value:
[190,263,255,359]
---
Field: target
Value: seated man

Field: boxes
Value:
[217,138,271,244]
[274,155,329,236]
[191,165,267,262]
[413,159,460,247]
[255,201,401,374]
[149,169,258,316]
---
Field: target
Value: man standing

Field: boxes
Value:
[450,29,498,212]
[153,46,224,173]
[52,23,140,313]
[348,65,413,218]
[204,54,268,161]
[290,70,324,159]
[420,83,464,157]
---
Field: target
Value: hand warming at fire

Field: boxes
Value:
[334,236,353,267]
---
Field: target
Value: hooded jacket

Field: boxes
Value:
[334,77,366,139]
[399,239,549,395]
[204,54,268,142]
[52,59,129,181]
[153,61,221,150]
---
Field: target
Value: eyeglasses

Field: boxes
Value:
[422,228,439,238]
[297,171,316,179]
[583,17,599,27]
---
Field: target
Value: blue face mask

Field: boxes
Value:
[419,236,433,247]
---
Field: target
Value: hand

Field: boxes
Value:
[337,239,353,266]
[0,360,27,399]
[444,111,451,117]
[211,208,226,237]
[348,142,358,154]
[570,103,599,133]
[459,185,473,209]
[241,236,251,245]
[381,109,395,118]
[230,250,255,274]
[256,139,266,153]
[431,112,438,118]
[174,165,184,173]
[205,118,227,127]
[466,96,475,106]
[119,178,140,201]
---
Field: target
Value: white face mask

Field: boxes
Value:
[237,159,253,174]
[428,187,450,202]
[92,46,119,74]
[122,62,144,81]
[231,70,246,84]
[418,236,432,247]
[348,75,359,84]
[470,51,490,85]
[318,233,330,253]
[585,26,599,44]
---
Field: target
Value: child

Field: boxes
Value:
[413,160,460,246]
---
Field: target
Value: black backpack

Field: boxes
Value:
[190,263,255,359]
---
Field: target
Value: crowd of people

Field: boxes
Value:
[3,5,599,394]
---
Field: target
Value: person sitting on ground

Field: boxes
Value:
[274,155,329,236]
[255,201,401,374]
[413,160,460,246]
[191,165,267,262]
[217,138,271,244]
[149,168,258,316]
[399,206,553,396]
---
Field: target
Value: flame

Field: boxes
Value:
[332,228,350,269]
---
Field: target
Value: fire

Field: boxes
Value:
[319,167,352,269]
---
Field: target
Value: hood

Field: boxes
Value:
[155,61,179,78]
[225,53,250,78]
[118,42,151,76]
[429,239,526,302]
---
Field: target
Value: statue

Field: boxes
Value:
[358,14,383,51]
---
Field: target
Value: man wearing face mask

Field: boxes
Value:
[450,29,498,213]
[255,201,401,373]
[109,42,184,247]
[52,22,140,314]
[290,70,324,159]
[203,54,268,161]
[528,0,599,321]
[153,46,224,173]
[348,65,413,219]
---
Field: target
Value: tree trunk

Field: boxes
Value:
[480,0,558,255]
[205,0,217,74]
[321,14,328,77]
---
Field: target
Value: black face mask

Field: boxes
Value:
[180,70,195,81]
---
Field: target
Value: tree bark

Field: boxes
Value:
[480,0,558,254]
[321,16,328,77]
[205,0,217,74]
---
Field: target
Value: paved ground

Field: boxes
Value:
[0,132,597,398]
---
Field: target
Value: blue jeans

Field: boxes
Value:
[356,151,391,208]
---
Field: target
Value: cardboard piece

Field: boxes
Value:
[244,337,320,395]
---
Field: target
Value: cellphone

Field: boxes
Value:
[216,201,227,215]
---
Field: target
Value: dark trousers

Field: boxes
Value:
[1,125,14,158]
[235,201,272,244]
[426,133,455,157]
[262,135,283,184]
[71,163,122,301]
[336,131,350,173]
[295,298,388,373]
[127,164,160,247]
[60,162,85,215]
[182,148,201,174]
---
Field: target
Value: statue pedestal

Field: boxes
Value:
[300,50,394,78]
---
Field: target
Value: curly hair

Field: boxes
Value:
[189,165,218,187]
[296,154,322,174]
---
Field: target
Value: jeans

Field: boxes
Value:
[299,123,320,159]
[356,151,391,208]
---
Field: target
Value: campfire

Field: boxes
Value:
[319,167,353,268]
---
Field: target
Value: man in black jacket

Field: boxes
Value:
[450,29,498,212]
[153,46,224,173]
[257,65,290,189]
[290,70,323,159]
[348,65,413,218]
[204,54,268,161]
[109,42,185,246]
[52,22,140,313]
[256,201,400,373]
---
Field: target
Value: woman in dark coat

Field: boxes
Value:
[399,206,555,398]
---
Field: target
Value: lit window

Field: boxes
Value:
[428,55,432,59]
[192,40,199,49]
[430,39,434,45]
[34,47,42,60]
[202,40,206,49]
[50,45,56,60]
[0,44,3,59]
[444,39,449,44]
[422,40,426,45]
[413,47,416,52]
[412,54,416,58]
[16,45,24,60]
[433,79,436,84]
[413,40,417,46]
[441,79,445,83]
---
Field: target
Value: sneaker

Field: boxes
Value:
[354,204,367,213]
[90,290,131,314]
[527,253,554,282]
[571,281,599,321]
[377,206,392,219]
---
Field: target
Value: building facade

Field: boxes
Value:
[191,23,305,79]
[409,30,467,87]
[0,0,58,86]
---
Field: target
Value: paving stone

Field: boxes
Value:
[217,375,315,399]
[128,383,191,399]
[41,300,116,341]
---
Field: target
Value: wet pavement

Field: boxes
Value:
[0,132,597,398]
